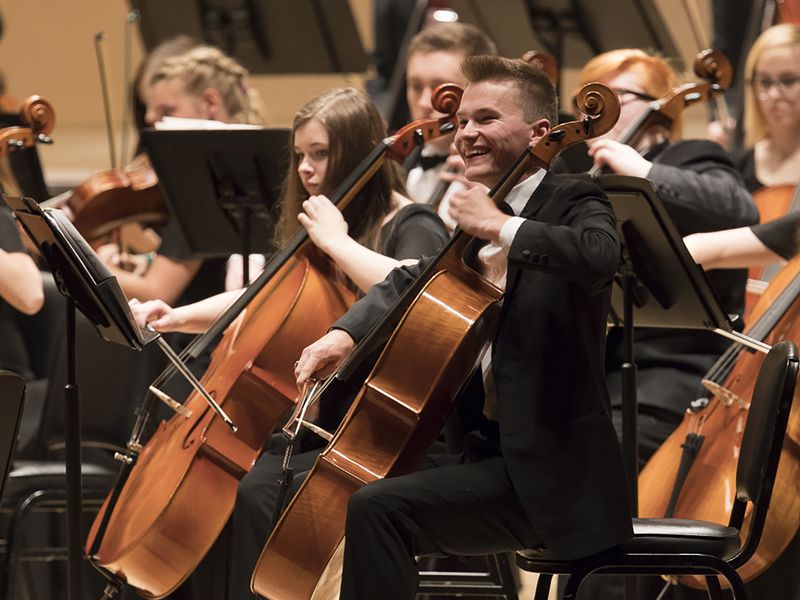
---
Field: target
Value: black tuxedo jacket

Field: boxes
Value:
[334,173,633,559]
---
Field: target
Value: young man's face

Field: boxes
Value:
[406,50,465,153]
[454,79,545,187]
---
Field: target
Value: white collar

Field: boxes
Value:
[503,169,546,216]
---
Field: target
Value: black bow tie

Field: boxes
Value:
[418,153,447,170]
[497,200,515,216]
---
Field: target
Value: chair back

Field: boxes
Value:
[0,370,25,496]
[731,340,798,563]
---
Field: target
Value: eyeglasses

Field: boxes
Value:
[610,88,658,105]
[749,75,800,98]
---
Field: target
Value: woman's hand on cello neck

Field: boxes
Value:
[297,194,349,255]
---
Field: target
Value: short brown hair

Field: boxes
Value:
[462,55,557,124]
[407,22,497,60]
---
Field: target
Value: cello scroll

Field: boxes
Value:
[0,95,55,157]
[386,84,462,162]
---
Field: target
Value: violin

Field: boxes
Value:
[252,83,621,600]
[84,85,464,598]
[43,153,166,254]
[638,255,800,588]
[589,49,732,176]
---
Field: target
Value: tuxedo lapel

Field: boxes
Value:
[519,171,556,219]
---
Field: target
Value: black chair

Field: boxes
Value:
[417,553,519,599]
[516,339,798,600]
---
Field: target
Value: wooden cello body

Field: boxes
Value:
[252,240,502,600]
[639,255,800,587]
[252,83,621,600]
[86,252,355,597]
[745,185,798,312]
[84,87,465,598]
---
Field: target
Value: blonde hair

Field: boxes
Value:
[148,45,265,125]
[277,87,407,252]
[576,49,682,139]
[743,24,800,147]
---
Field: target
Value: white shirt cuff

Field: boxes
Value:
[498,216,526,251]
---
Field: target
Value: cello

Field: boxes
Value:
[251,83,620,600]
[638,256,800,587]
[84,85,464,598]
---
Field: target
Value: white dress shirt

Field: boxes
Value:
[477,169,546,418]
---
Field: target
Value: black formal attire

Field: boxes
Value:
[328,173,631,599]
[0,204,33,377]
[225,203,449,600]
[605,140,758,465]
[751,211,800,259]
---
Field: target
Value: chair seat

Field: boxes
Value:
[623,518,741,559]
[3,460,116,499]
[518,517,740,565]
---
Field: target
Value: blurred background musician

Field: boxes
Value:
[130,85,448,600]
[731,24,800,218]
[402,22,496,230]
[0,201,43,378]
[100,44,266,310]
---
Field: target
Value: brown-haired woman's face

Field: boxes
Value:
[294,117,330,196]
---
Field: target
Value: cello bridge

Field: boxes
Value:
[701,379,749,409]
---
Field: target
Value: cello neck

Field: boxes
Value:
[190,142,390,357]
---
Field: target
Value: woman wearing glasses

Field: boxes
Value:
[685,25,800,272]
[734,24,800,198]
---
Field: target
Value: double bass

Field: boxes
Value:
[252,83,621,600]
[638,256,800,587]
[84,85,464,598]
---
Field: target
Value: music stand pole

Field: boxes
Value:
[64,296,83,600]
[620,267,639,516]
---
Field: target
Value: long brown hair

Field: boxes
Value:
[276,87,407,251]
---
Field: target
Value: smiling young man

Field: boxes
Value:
[294,55,633,599]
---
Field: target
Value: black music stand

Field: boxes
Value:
[131,0,368,74]
[142,127,288,286]
[4,195,160,600]
[597,175,768,507]
[3,195,235,600]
